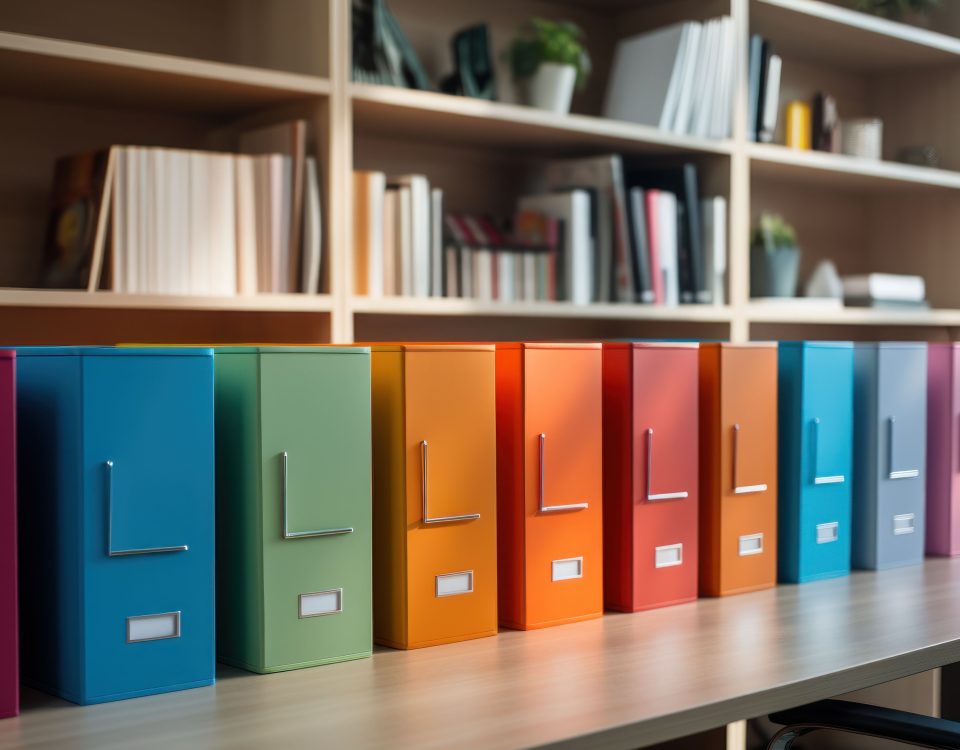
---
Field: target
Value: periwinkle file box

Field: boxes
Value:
[215,347,372,671]
[853,342,928,570]
[602,343,699,612]
[777,342,854,583]
[0,352,16,718]
[16,347,215,705]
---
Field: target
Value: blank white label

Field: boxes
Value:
[739,533,763,557]
[552,557,583,581]
[299,589,343,617]
[436,571,473,597]
[816,522,839,544]
[655,543,683,568]
[893,513,916,535]
[127,612,180,643]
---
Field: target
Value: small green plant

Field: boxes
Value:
[507,18,592,90]
[752,213,798,251]
[855,0,940,19]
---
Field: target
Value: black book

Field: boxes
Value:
[625,162,708,304]
[755,39,771,142]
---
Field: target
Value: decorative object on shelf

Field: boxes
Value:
[853,0,940,21]
[351,0,430,90]
[812,92,840,152]
[897,145,941,168]
[804,260,844,300]
[507,18,591,114]
[748,35,782,143]
[842,272,928,308]
[785,101,812,150]
[750,213,800,298]
[440,25,496,100]
[840,118,883,160]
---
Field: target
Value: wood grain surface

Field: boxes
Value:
[3,558,960,749]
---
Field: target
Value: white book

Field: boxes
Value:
[266,155,290,293]
[701,196,727,305]
[353,171,385,297]
[759,54,782,144]
[710,18,736,139]
[657,191,680,306]
[209,153,237,296]
[138,148,152,294]
[234,155,258,295]
[671,22,703,134]
[278,156,293,293]
[475,250,494,301]
[517,191,591,305]
[188,152,211,295]
[151,148,168,294]
[523,253,536,302]
[253,157,272,293]
[430,188,443,297]
[109,147,127,293]
[842,273,925,302]
[459,247,472,298]
[383,189,398,296]
[602,22,690,130]
[498,252,515,303]
[396,186,412,296]
[301,157,322,294]
[689,19,719,137]
[444,246,458,297]
[391,174,430,297]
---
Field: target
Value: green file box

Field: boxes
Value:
[214,347,372,672]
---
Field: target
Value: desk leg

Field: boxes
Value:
[726,720,747,750]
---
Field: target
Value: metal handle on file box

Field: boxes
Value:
[538,433,589,512]
[105,460,189,557]
[420,441,481,524]
[732,424,768,495]
[281,452,354,538]
[811,418,845,485]
[644,428,689,501]
[887,418,920,480]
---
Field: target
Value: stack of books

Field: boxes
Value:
[41,120,322,296]
[603,16,736,139]
[842,273,928,309]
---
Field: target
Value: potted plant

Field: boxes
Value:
[751,213,801,298]
[507,18,591,114]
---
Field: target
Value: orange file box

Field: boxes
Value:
[370,344,497,649]
[603,343,699,612]
[497,343,604,630]
[699,343,778,596]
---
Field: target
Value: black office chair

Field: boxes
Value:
[767,699,960,749]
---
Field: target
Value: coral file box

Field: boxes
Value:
[16,347,215,704]
[777,342,854,583]
[215,347,372,672]
[699,343,778,596]
[602,343,699,612]
[497,343,604,629]
[371,344,498,649]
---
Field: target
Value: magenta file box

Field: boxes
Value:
[927,343,960,556]
[0,352,16,718]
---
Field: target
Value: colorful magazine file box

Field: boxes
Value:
[16,347,215,704]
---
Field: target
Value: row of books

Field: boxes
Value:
[353,156,728,306]
[42,121,323,295]
[604,16,736,139]
[747,36,783,143]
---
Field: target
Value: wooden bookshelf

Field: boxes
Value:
[2,0,960,349]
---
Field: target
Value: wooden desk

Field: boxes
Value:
[4,558,960,750]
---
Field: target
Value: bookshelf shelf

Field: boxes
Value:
[350,295,733,323]
[0,31,331,115]
[350,83,734,156]
[0,289,334,313]
[752,0,960,70]
[746,301,960,327]
[747,143,960,192]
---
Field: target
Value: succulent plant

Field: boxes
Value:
[752,213,798,251]
[507,18,592,90]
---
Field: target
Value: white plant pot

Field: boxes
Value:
[524,62,577,114]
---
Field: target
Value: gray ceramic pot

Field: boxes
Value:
[750,244,801,298]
